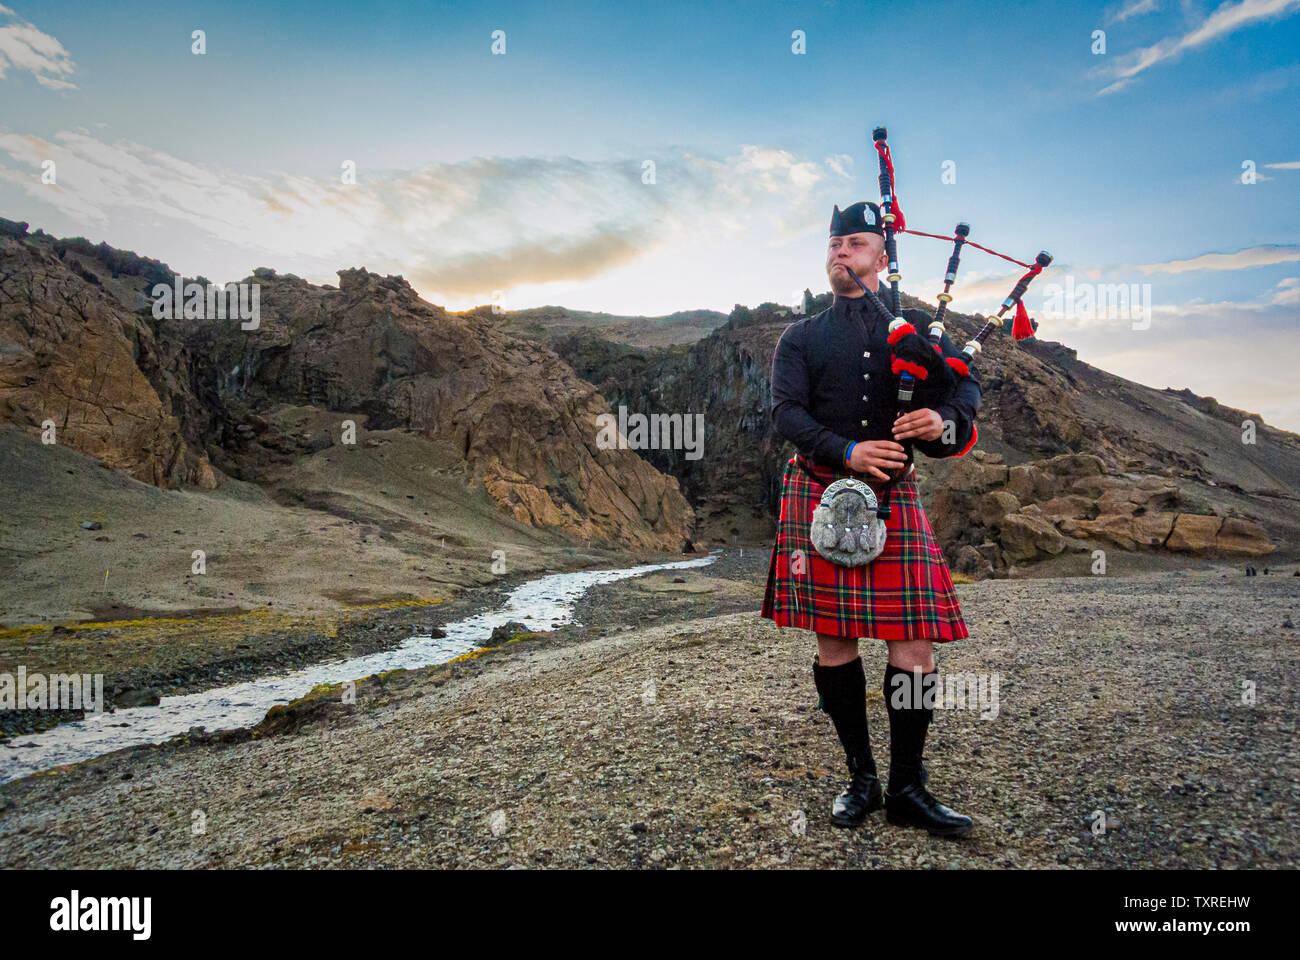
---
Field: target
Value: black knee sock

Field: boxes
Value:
[883,663,936,791]
[813,656,874,773]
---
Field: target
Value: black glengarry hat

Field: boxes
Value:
[829,201,884,238]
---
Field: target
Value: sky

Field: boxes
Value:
[1,0,1298,428]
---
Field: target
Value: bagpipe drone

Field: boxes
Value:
[844,126,1053,516]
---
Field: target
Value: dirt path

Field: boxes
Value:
[1,568,1296,869]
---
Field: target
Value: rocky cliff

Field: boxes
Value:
[0,220,693,554]
[541,291,1300,574]
[0,222,213,488]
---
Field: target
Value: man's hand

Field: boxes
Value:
[893,408,944,442]
[847,440,908,481]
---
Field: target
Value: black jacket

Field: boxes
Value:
[770,292,981,466]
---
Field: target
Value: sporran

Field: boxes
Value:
[808,476,888,567]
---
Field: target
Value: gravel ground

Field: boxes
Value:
[1,558,1296,869]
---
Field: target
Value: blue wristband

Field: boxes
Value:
[844,441,857,465]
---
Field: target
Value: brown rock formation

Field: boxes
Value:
[194,267,693,552]
[1073,513,1176,552]
[999,511,1067,562]
[1164,514,1273,556]
[544,285,1300,568]
[1216,517,1275,556]
[975,490,1021,526]
[0,231,207,487]
[0,223,693,553]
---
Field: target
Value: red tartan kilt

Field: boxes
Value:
[760,455,969,642]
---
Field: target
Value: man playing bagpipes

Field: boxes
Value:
[760,195,983,837]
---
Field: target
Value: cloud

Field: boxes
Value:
[0,4,76,91]
[1096,0,1300,95]
[1148,279,1300,325]
[1081,332,1300,431]
[1110,0,1161,22]
[1129,244,1300,275]
[408,228,647,297]
[1264,160,1300,169]
[921,266,1300,431]
[1029,276,1299,336]
[1061,282,1300,430]
[825,154,853,179]
[0,131,833,302]
[1269,276,1300,305]
[932,270,1036,311]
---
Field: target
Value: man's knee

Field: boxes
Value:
[816,632,859,666]
[885,638,935,672]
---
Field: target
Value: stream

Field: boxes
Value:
[0,554,718,784]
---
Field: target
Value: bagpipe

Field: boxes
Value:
[845,126,1053,517]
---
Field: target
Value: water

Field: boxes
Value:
[0,554,719,784]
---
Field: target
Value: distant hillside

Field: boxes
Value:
[470,304,729,349]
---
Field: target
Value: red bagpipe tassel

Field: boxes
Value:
[1009,261,1043,341]
[1011,299,1036,341]
[945,356,970,378]
[887,321,916,344]
[875,140,906,232]
[891,357,929,380]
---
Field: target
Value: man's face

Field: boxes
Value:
[826,232,887,294]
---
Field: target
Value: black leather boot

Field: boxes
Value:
[882,663,972,838]
[813,655,883,827]
[831,751,883,826]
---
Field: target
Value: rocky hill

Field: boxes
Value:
[545,291,1300,574]
[0,220,694,579]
